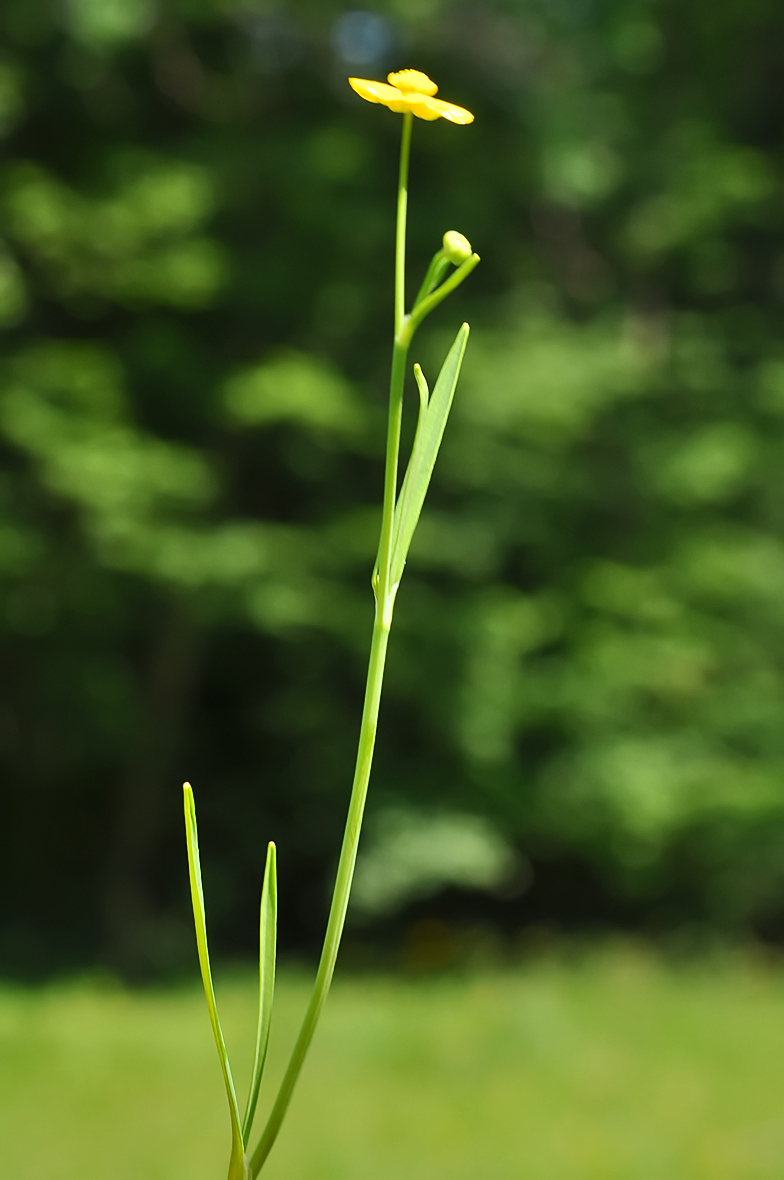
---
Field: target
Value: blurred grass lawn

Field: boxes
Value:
[3,945,784,1180]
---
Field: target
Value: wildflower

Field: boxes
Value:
[348,69,474,125]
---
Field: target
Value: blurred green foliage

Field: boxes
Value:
[1,0,784,975]
[4,952,784,1178]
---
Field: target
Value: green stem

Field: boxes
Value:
[413,249,450,309]
[250,111,415,1178]
[376,111,414,595]
[395,113,413,338]
[249,615,390,1176]
[409,251,480,333]
[374,339,408,597]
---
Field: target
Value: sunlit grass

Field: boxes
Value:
[3,945,784,1179]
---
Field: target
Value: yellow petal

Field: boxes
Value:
[404,94,474,124]
[400,93,442,120]
[348,77,474,123]
[387,69,438,96]
[348,78,407,111]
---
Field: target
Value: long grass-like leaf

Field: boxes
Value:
[242,841,277,1146]
[183,783,248,1180]
[389,323,469,585]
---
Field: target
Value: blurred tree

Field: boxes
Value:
[1,0,784,976]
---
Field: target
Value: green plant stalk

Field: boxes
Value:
[409,251,480,332]
[249,111,415,1177]
[413,248,449,309]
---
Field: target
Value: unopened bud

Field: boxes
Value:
[442,230,472,265]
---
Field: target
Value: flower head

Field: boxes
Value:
[348,70,474,125]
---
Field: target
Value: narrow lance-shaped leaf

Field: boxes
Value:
[242,840,277,1146]
[183,783,249,1180]
[414,361,429,420]
[389,322,470,586]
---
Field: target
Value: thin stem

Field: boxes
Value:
[409,252,480,332]
[395,112,413,339]
[250,111,415,1177]
[413,249,450,310]
[250,616,390,1176]
[376,110,414,596]
[374,339,408,596]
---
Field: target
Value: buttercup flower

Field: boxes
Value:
[348,69,474,125]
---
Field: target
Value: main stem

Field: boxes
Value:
[250,112,414,1177]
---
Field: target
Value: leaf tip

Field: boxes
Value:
[413,363,429,407]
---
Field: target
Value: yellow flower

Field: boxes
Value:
[348,70,474,125]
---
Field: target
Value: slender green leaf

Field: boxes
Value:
[413,362,429,418]
[242,840,277,1146]
[389,323,470,585]
[183,783,249,1180]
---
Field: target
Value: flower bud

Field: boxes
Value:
[442,230,472,265]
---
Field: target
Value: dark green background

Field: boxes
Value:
[2,0,784,978]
